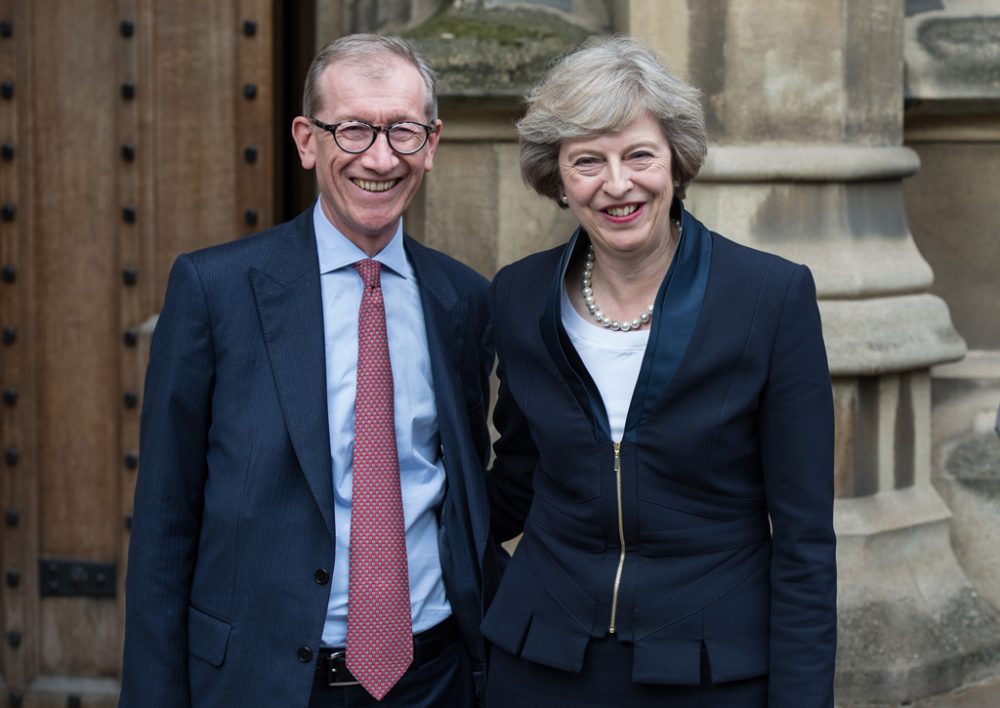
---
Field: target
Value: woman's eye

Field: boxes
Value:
[573,157,603,172]
[629,151,654,160]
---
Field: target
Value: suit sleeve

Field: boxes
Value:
[759,265,837,707]
[120,254,214,708]
[486,269,539,543]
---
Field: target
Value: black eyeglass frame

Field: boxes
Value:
[308,117,436,155]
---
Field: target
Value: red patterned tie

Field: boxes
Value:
[346,259,412,699]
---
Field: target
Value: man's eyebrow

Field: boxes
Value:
[329,113,426,124]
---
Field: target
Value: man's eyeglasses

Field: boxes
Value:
[309,118,435,155]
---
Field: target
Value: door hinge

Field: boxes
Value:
[39,558,116,598]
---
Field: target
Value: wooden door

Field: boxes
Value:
[0,1,276,704]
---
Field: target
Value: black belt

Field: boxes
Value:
[314,616,460,687]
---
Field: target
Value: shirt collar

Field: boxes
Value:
[313,200,412,279]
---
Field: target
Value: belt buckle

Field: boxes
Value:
[324,650,360,687]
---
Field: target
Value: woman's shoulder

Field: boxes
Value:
[709,229,799,270]
[705,228,812,289]
[699,227,820,335]
[493,242,566,292]
[499,243,565,275]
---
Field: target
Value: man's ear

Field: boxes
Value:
[291,116,317,170]
[423,118,443,172]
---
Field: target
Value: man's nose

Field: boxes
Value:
[360,131,398,172]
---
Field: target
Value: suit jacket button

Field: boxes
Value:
[297,646,313,663]
[314,568,330,585]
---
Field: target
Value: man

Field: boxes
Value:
[121,35,495,707]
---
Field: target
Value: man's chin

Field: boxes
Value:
[339,213,403,250]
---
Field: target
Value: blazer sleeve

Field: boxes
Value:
[488,368,540,542]
[486,269,540,543]
[759,265,837,707]
[120,254,214,708]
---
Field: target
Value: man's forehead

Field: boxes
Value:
[323,54,418,87]
[317,55,427,118]
[334,53,388,76]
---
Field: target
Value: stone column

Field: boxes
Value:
[619,0,998,703]
[904,0,1000,682]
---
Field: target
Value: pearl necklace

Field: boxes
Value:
[581,221,680,332]
[582,244,653,332]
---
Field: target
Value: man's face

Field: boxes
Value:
[292,56,441,255]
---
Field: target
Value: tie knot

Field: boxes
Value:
[354,259,381,289]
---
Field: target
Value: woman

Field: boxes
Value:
[484,36,836,706]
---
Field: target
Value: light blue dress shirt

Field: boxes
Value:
[313,202,451,647]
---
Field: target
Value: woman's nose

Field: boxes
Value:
[602,162,633,197]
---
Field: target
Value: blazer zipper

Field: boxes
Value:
[608,441,625,634]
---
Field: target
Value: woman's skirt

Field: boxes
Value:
[487,635,768,707]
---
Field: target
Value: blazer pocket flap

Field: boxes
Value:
[702,560,770,683]
[520,613,588,673]
[188,605,232,667]
[632,614,703,685]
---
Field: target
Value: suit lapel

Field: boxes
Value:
[250,211,334,538]
[540,229,612,440]
[405,236,464,384]
[404,238,489,555]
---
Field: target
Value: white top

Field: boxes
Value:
[560,283,649,442]
[314,201,451,646]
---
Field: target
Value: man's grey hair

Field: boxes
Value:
[302,34,438,123]
[517,35,707,206]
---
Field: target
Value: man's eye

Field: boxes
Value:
[338,125,371,141]
[389,125,420,140]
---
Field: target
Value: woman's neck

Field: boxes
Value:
[566,222,679,328]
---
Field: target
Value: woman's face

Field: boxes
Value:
[558,112,675,258]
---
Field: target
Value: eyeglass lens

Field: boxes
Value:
[336,122,427,154]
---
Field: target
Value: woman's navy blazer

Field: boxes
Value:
[484,202,837,706]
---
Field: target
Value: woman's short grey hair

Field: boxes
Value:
[302,34,438,123]
[518,35,707,205]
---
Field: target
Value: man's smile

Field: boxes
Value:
[351,178,401,193]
